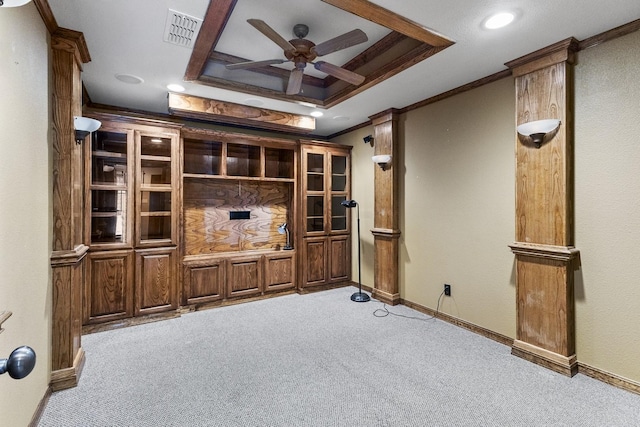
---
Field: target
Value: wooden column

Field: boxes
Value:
[369,109,401,305]
[50,28,91,391]
[506,39,580,377]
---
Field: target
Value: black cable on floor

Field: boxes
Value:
[373,290,445,321]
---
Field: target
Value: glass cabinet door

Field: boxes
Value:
[90,130,130,244]
[305,152,325,232]
[137,133,176,245]
[330,154,348,232]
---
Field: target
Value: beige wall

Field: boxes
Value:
[574,30,640,381]
[336,30,640,384]
[0,3,51,425]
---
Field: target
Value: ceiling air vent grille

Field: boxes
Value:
[163,9,202,48]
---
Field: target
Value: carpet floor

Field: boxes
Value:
[39,286,640,426]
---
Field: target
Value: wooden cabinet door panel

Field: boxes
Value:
[184,261,224,304]
[265,252,295,292]
[84,250,133,324]
[303,238,327,287]
[227,255,263,298]
[329,236,350,283]
[135,248,177,315]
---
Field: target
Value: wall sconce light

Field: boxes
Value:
[363,135,373,144]
[74,116,101,144]
[0,0,32,7]
[0,346,36,379]
[516,119,561,148]
[277,223,293,250]
[372,154,392,170]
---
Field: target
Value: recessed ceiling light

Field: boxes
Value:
[115,73,144,84]
[166,83,185,92]
[310,111,324,118]
[484,12,515,30]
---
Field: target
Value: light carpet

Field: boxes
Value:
[38,286,640,426]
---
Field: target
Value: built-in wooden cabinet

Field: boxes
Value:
[300,142,352,289]
[83,116,180,325]
[82,118,351,325]
[180,129,297,307]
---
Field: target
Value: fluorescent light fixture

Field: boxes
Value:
[166,83,185,92]
[484,12,515,29]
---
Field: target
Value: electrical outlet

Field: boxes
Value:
[444,284,451,296]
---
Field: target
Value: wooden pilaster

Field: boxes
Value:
[506,39,580,376]
[369,109,401,305]
[50,28,91,391]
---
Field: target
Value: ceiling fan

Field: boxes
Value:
[225,19,368,95]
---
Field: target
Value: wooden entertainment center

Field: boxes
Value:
[81,113,352,329]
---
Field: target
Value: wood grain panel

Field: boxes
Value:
[84,250,133,324]
[515,63,570,246]
[168,93,315,133]
[185,262,224,304]
[322,0,454,47]
[329,236,349,282]
[516,256,573,355]
[183,180,292,255]
[265,252,295,291]
[135,248,177,315]
[227,255,262,297]
[302,238,327,287]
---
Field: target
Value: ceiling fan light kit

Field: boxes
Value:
[226,19,368,96]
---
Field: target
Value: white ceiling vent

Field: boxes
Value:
[163,9,202,48]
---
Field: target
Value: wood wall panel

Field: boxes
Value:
[135,248,177,315]
[303,238,327,286]
[329,236,349,282]
[227,255,262,297]
[183,180,291,255]
[515,63,571,246]
[84,250,133,323]
[516,256,574,355]
[264,253,295,291]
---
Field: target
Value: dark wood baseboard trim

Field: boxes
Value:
[399,298,514,347]
[50,348,85,392]
[297,281,353,294]
[183,289,298,313]
[578,362,640,396]
[511,340,578,377]
[29,386,52,427]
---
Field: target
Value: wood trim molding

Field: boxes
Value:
[370,227,402,238]
[512,339,578,377]
[51,28,91,65]
[400,299,514,347]
[28,387,52,427]
[184,0,238,81]
[0,311,11,335]
[168,93,316,133]
[50,347,85,392]
[578,18,640,50]
[508,243,580,262]
[578,363,640,397]
[50,244,89,267]
[34,0,58,34]
[322,0,454,47]
[505,37,579,77]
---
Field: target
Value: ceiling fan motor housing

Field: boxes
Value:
[285,38,317,67]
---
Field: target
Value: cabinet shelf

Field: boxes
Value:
[91,211,119,218]
[140,211,171,217]
[140,154,171,162]
[93,150,127,159]
[91,183,127,191]
[183,173,294,183]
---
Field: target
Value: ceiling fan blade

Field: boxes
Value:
[313,61,365,86]
[286,68,304,95]
[226,59,287,70]
[311,29,368,56]
[247,19,296,53]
